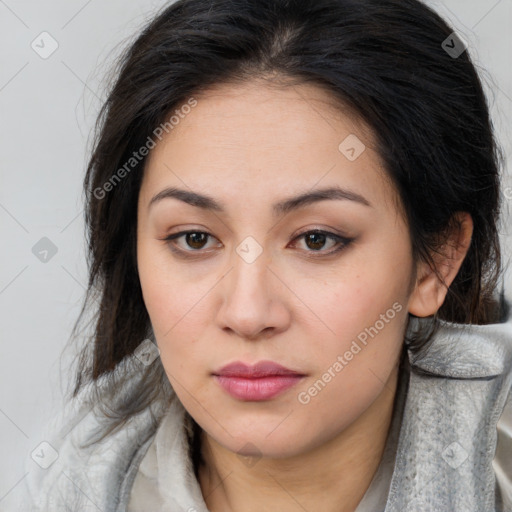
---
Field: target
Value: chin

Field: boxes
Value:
[209,422,314,460]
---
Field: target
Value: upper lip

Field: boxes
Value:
[213,360,304,378]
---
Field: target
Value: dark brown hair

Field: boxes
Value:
[66,0,507,444]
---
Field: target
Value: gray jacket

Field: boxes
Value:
[16,308,512,511]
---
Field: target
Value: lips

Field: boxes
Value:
[212,360,305,401]
[213,360,304,378]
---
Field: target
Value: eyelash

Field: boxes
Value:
[161,229,353,259]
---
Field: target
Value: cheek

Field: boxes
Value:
[138,238,193,328]
[316,261,410,342]
[295,288,407,434]
[137,240,213,378]
[303,236,411,376]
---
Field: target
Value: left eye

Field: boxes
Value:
[291,230,342,252]
[162,229,351,256]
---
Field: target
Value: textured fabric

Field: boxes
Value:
[17,307,512,512]
[386,315,512,512]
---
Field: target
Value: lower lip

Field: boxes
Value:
[214,375,304,401]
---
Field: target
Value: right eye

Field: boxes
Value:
[162,230,222,255]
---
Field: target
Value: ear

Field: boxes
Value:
[408,211,473,318]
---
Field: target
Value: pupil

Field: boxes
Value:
[187,232,207,249]
[306,233,326,250]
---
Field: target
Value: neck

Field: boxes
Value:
[198,364,400,512]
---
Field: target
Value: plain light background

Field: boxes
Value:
[0,0,511,508]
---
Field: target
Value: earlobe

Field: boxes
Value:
[407,212,473,318]
[407,263,448,317]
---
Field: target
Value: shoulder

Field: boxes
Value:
[389,302,512,510]
[19,394,104,511]
[19,377,165,511]
[494,376,512,511]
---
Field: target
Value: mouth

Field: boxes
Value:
[212,360,306,401]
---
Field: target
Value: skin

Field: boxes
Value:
[136,79,473,512]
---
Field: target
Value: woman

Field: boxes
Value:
[21,0,512,510]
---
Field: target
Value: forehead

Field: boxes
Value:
[140,80,399,218]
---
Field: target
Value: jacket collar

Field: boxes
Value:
[407,312,512,378]
[385,307,512,511]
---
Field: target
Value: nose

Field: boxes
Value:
[215,246,291,341]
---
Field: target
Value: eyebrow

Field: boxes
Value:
[148,185,372,216]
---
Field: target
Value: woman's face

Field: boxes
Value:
[137,80,416,458]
